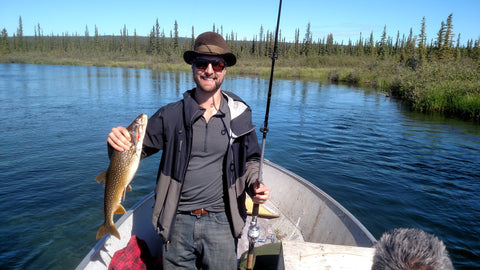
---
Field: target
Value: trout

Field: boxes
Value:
[95,113,148,240]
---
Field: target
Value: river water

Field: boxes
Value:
[0,63,478,269]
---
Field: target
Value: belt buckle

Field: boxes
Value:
[191,208,208,215]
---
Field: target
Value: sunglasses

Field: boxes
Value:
[194,59,226,72]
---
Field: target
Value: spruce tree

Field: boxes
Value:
[326,33,334,55]
[294,28,300,55]
[16,16,24,51]
[418,17,427,62]
[435,21,446,59]
[367,31,375,56]
[301,22,312,56]
[357,32,364,56]
[259,25,264,57]
[378,25,387,59]
[443,13,455,60]
[0,28,9,53]
[173,20,179,51]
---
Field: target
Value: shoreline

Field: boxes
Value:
[1,53,479,122]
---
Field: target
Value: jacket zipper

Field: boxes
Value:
[175,139,183,174]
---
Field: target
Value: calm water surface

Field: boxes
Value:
[0,63,479,269]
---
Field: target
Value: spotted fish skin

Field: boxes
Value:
[95,113,148,240]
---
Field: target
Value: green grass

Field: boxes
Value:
[382,60,480,121]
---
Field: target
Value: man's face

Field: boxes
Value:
[192,56,226,93]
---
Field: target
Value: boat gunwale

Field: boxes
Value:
[75,192,155,270]
[263,159,377,246]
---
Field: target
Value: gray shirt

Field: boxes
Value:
[178,95,230,212]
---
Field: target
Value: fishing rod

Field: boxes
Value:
[246,0,282,269]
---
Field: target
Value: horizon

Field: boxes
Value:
[2,0,480,46]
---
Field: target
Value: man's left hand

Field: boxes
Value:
[252,182,270,204]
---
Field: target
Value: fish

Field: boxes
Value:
[95,113,148,240]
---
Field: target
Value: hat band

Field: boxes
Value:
[195,44,226,55]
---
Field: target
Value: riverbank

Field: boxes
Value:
[1,52,479,122]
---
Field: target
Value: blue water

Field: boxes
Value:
[0,63,479,269]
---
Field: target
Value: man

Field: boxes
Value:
[371,228,454,270]
[107,31,270,269]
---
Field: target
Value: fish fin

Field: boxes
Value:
[96,222,121,240]
[114,204,126,214]
[121,185,132,201]
[95,171,107,185]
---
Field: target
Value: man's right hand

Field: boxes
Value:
[107,126,132,152]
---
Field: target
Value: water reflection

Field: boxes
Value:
[122,68,130,92]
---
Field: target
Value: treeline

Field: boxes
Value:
[1,14,479,64]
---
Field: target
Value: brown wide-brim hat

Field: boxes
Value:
[183,32,236,67]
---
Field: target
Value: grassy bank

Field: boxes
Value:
[386,61,480,121]
[251,55,480,122]
[1,52,479,122]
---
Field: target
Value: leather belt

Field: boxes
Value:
[190,208,209,215]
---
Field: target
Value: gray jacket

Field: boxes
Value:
[142,89,261,241]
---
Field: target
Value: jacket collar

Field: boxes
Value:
[182,89,256,138]
[183,89,204,126]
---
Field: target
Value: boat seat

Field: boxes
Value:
[245,197,280,219]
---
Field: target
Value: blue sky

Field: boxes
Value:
[2,0,479,45]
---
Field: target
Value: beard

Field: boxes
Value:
[193,71,225,93]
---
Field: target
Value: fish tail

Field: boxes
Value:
[96,222,121,240]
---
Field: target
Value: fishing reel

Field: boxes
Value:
[247,220,260,242]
